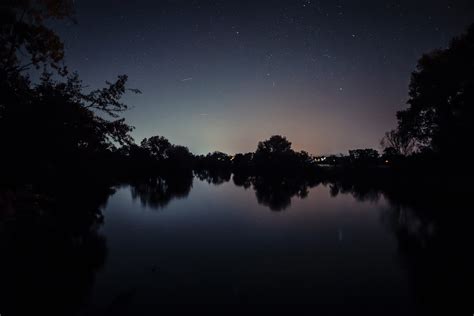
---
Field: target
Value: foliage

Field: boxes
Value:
[140,136,173,161]
[256,135,292,155]
[348,148,380,166]
[0,0,138,182]
[0,0,75,75]
[381,129,415,156]
[393,24,474,156]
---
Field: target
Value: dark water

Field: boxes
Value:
[1,176,470,315]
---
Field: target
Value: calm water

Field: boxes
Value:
[80,177,419,315]
[2,175,469,315]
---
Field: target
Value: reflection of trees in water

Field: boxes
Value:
[253,177,311,211]
[233,174,320,211]
[0,184,111,316]
[132,171,318,212]
[206,170,471,313]
[247,168,472,314]
[194,169,231,186]
[382,194,472,315]
[327,180,381,203]
[328,176,472,315]
[1,174,470,315]
[130,173,193,209]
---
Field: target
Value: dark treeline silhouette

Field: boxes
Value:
[1,2,473,314]
[0,4,128,314]
[114,136,195,180]
[0,1,139,187]
[1,1,473,214]
[194,135,320,176]
[0,0,473,222]
[2,0,473,192]
[381,23,474,163]
[190,136,323,211]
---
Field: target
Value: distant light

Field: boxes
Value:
[385,160,389,164]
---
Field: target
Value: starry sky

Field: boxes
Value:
[54,0,474,155]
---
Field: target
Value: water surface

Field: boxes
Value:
[81,177,419,315]
[3,175,467,315]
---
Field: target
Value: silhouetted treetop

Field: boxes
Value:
[0,1,142,182]
[381,129,415,156]
[256,135,292,155]
[120,135,195,175]
[348,149,380,165]
[394,23,474,156]
[0,0,75,75]
[251,135,319,175]
[84,74,140,117]
[141,136,173,161]
[0,71,138,183]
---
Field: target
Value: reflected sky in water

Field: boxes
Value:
[82,177,418,315]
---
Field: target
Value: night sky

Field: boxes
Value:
[54,0,474,155]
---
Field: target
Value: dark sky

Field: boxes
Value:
[54,0,474,155]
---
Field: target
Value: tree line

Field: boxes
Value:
[1,1,473,188]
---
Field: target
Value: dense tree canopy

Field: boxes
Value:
[393,24,474,156]
[0,0,74,75]
[140,136,173,161]
[252,135,319,175]
[0,0,138,182]
[348,149,380,166]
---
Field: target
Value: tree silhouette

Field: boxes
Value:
[348,149,380,166]
[0,71,138,182]
[140,136,173,161]
[232,152,255,174]
[196,151,232,170]
[0,1,139,183]
[256,135,292,155]
[0,0,74,76]
[166,144,194,170]
[381,129,415,156]
[138,135,194,173]
[254,135,296,174]
[394,24,474,156]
